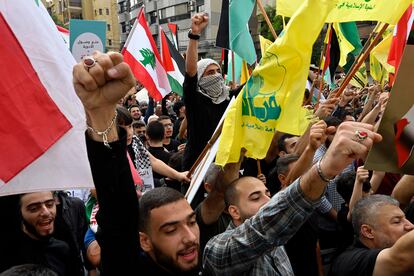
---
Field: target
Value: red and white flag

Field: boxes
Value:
[0,0,93,196]
[167,23,179,51]
[122,8,171,101]
[57,25,70,47]
[388,4,414,86]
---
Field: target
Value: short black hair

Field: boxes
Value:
[324,115,342,127]
[132,121,146,129]
[146,121,165,142]
[224,176,257,207]
[336,171,356,204]
[173,101,185,114]
[129,104,140,111]
[116,105,133,126]
[138,187,185,232]
[277,134,295,152]
[157,115,171,122]
[276,154,299,175]
[0,264,58,276]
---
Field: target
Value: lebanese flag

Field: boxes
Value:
[0,1,93,196]
[167,23,179,51]
[122,8,171,101]
[388,4,414,86]
[57,25,70,47]
[160,28,185,96]
[394,106,414,168]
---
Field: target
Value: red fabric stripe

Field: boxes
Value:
[167,23,177,36]
[123,49,162,101]
[395,118,411,168]
[160,29,174,72]
[388,5,413,86]
[0,13,72,182]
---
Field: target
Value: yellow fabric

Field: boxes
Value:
[259,35,273,57]
[333,23,356,66]
[216,0,335,166]
[240,60,250,84]
[371,32,395,73]
[277,0,411,25]
[349,62,368,88]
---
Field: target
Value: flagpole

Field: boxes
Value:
[308,24,332,106]
[257,0,278,40]
[186,121,224,178]
[232,51,236,85]
[335,23,389,97]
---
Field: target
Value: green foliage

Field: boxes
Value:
[258,5,288,41]
[257,5,324,65]
[51,14,65,28]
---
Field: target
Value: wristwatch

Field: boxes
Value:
[188,30,200,40]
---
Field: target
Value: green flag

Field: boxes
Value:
[229,0,257,65]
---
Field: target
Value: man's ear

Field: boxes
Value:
[278,173,287,187]
[139,232,152,253]
[228,205,241,221]
[360,224,374,240]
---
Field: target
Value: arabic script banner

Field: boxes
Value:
[276,0,411,25]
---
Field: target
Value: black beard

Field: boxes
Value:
[22,219,52,241]
[152,242,199,275]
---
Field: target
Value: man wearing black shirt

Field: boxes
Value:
[330,195,414,276]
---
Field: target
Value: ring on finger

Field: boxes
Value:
[354,130,368,143]
[83,56,97,71]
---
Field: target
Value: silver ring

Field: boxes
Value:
[354,130,368,142]
[83,56,97,70]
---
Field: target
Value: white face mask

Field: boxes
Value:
[198,73,229,104]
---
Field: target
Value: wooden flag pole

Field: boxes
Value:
[186,122,224,178]
[316,24,333,107]
[257,0,278,40]
[257,159,262,176]
[308,24,332,107]
[335,23,388,97]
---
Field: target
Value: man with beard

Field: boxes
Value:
[139,188,200,275]
[330,195,414,275]
[72,50,381,275]
[182,13,243,171]
[0,192,71,275]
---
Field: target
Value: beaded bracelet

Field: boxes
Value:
[87,110,118,149]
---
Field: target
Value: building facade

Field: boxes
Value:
[117,0,224,60]
[45,0,121,52]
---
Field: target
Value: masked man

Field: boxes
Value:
[182,13,243,172]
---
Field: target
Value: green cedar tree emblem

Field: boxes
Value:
[139,48,156,69]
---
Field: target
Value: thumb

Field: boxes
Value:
[326,126,336,135]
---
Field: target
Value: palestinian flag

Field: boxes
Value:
[167,23,179,50]
[122,8,171,100]
[160,28,185,96]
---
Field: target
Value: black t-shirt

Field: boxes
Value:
[195,203,231,256]
[182,74,243,171]
[164,139,181,153]
[148,146,172,180]
[285,219,318,276]
[329,239,381,276]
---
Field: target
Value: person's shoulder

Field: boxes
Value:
[330,244,381,276]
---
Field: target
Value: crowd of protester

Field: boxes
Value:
[1,13,414,276]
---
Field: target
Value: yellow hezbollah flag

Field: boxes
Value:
[276,0,411,25]
[240,60,250,84]
[350,62,368,88]
[371,32,395,73]
[216,0,335,166]
[259,35,273,57]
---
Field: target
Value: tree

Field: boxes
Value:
[51,14,65,28]
[257,5,324,65]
